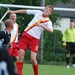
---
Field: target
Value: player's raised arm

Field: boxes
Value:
[8,10,26,14]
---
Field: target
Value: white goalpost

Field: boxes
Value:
[0,3,75,22]
[0,4,75,11]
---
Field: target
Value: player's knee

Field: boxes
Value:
[31,57,36,63]
[31,58,35,62]
[19,54,24,61]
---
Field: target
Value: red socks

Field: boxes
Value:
[16,62,38,75]
[16,62,24,75]
[33,64,38,75]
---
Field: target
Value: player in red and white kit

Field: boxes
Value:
[8,5,54,75]
[8,13,19,61]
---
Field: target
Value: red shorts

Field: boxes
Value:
[18,32,40,53]
[8,42,19,56]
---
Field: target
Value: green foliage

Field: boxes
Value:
[43,30,66,62]
[45,0,74,5]
[0,0,15,4]
[12,0,40,6]
[60,0,74,4]
[45,0,61,5]
[50,12,61,26]
[12,0,32,5]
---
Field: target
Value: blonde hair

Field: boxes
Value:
[46,5,54,13]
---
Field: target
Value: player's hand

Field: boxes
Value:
[62,42,66,47]
[8,42,13,49]
[8,10,13,14]
[36,22,43,27]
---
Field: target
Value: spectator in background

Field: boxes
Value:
[62,20,75,68]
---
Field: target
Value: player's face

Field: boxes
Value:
[43,6,52,17]
[10,13,17,22]
[70,22,74,28]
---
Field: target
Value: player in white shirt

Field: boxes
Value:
[8,13,19,61]
[8,5,54,75]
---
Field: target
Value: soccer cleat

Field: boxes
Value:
[66,65,69,68]
[72,64,75,68]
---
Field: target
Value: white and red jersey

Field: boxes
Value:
[10,23,18,43]
[24,10,53,39]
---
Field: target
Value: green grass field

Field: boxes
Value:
[23,64,75,75]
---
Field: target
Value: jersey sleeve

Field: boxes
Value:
[62,29,68,42]
[46,21,53,32]
[26,10,42,15]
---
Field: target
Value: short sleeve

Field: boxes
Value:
[46,21,53,32]
[26,10,42,15]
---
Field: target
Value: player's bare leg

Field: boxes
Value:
[31,51,38,75]
[16,56,19,61]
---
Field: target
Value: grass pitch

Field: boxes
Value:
[23,64,75,75]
